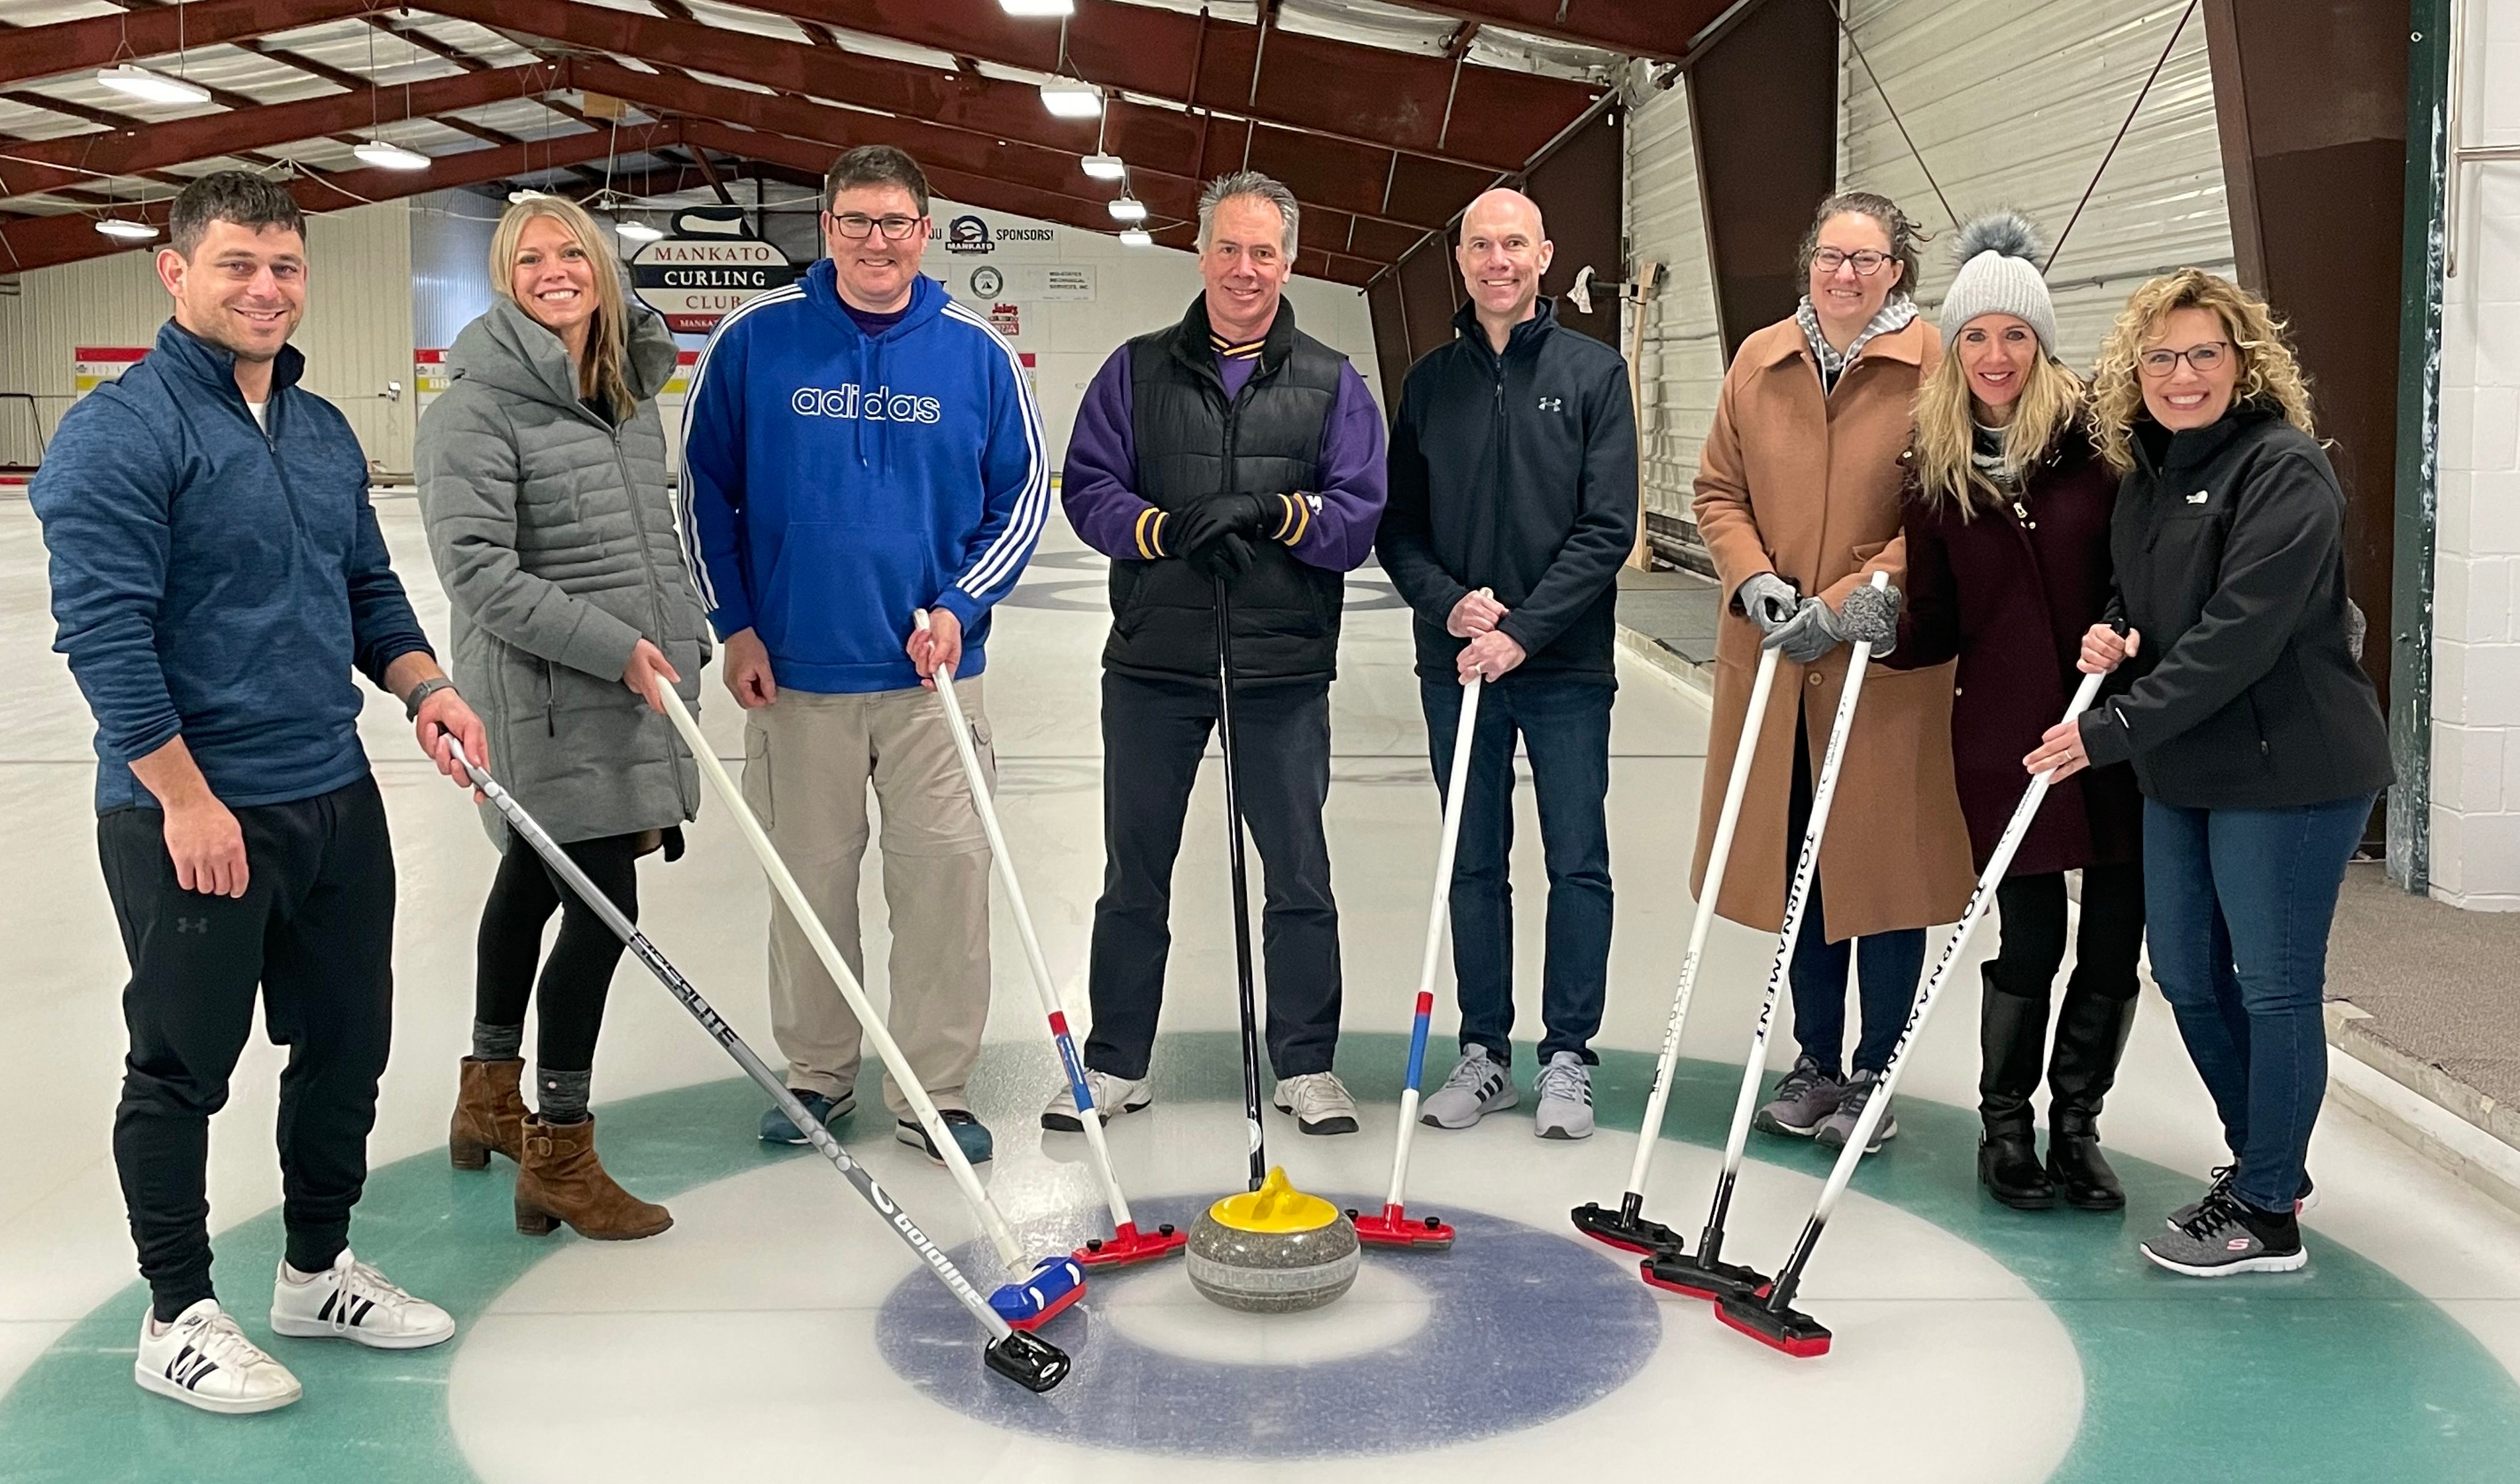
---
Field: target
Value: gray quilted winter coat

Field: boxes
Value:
[416,296,709,847]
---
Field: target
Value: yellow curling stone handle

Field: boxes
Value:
[1208,1167,1340,1233]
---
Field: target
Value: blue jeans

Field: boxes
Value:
[2142,793,2372,1214]
[1420,675,1614,1067]
[1784,713,1925,1077]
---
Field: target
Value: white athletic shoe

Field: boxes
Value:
[1041,1069,1153,1132]
[268,1248,456,1350]
[1273,1072,1359,1135]
[1418,1047,1518,1130]
[1532,1052,1595,1140]
[134,1298,302,1415]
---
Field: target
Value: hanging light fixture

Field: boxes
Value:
[353,140,431,171]
[1039,79,1102,119]
[999,0,1075,13]
[96,65,210,106]
[1118,228,1153,248]
[615,219,665,243]
[95,217,161,242]
[1082,153,1126,181]
[1108,195,1147,223]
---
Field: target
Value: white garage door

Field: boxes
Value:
[1622,75,1728,568]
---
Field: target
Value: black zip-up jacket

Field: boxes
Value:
[2077,403,2391,809]
[1379,298,1638,685]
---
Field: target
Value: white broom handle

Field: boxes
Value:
[1803,668,2109,1223]
[1715,571,1890,1181]
[914,613,1139,1235]
[1622,643,1781,1197]
[655,679,1025,1269]
[1382,672,1484,1209]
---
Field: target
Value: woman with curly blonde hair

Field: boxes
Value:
[1890,212,2144,1214]
[2023,268,2389,1279]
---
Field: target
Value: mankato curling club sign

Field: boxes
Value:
[630,207,800,334]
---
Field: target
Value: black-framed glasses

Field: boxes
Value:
[2138,341,2231,378]
[827,212,925,242]
[1812,247,1893,276]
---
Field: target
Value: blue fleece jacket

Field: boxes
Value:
[678,263,1051,693]
[32,319,433,812]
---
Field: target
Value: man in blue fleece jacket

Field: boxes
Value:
[32,173,486,1415]
[680,146,1049,1163]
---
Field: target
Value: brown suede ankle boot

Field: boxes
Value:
[450,1057,528,1170]
[514,1114,673,1240]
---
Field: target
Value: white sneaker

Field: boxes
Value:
[1272,1071,1359,1135]
[269,1248,456,1350]
[134,1298,302,1415]
[1041,1068,1153,1132]
[1418,1047,1518,1130]
[1533,1051,1595,1140]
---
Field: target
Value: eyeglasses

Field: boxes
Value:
[2138,341,2231,378]
[827,213,925,242]
[1812,248,1893,276]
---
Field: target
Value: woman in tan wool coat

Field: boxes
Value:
[1690,191,1974,1154]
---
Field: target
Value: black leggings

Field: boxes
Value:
[475,832,645,1073]
[1989,862,2146,1003]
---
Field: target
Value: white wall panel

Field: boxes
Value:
[1621,78,1726,533]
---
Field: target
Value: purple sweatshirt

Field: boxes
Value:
[1062,341,1387,573]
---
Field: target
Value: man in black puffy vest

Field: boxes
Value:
[1053,171,1388,1137]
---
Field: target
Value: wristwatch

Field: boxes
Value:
[402,676,457,721]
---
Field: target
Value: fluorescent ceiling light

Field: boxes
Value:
[352,140,431,171]
[95,217,161,242]
[1118,228,1153,248]
[1108,195,1147,223]
[615,220,665,243]
[1000,0,1075,15]
[1039,80,1102,119]
[1081,153,1126,181]
[96,65,211,106]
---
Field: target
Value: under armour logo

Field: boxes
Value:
[175,917,210,934]
[2186,490,2211,505]
[1537,396,1564,413]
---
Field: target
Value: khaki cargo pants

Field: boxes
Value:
[742,680,992,1118]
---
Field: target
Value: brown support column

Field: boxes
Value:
[1686,0,1839,360]
[2205,1,2411,713]
[1367,275,1414,415]
[1400,237,1460,362]
[1522,103,1626,348]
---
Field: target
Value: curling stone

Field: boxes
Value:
[1185,1167,1361,1314]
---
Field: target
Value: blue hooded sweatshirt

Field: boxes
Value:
[678,262,1050,693]
[32,319,432,813]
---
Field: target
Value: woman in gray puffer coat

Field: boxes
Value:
[417,195,709,1242]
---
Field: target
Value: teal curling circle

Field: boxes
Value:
[1,1032,2515,1482]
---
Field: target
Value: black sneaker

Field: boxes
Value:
[2140,1189,2307,1278]
[2168,1164,2317,1226]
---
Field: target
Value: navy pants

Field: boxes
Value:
[1785,714,1925,1077]
[2142,793,2372,1214]
[1420,674,1615,1067]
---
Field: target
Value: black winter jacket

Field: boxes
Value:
[2077,403,2391,810]
[1379,299,1638,684]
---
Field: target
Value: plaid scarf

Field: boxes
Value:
[1796,294,1917,396]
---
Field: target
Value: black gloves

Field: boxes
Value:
[1159,493,1288,582]
[1190,533,1254,581]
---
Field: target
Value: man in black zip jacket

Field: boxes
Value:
[1377,188,1638,1141]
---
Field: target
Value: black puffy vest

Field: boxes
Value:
[1101,297,1349,684]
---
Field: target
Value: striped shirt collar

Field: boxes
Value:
[1796,294,1918,392]
[1210,330,1267,362]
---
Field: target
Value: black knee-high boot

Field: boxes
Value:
[1978,965,2056,1210]
[2046,975,2138,1210]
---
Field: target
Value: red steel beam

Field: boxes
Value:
[0,62,569,199]
[0,0,376,89]
[754,0,1597,173]
[1371,1,1725,63]
[0,119,664,274]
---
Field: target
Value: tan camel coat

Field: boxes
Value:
[1689,314,1974,942]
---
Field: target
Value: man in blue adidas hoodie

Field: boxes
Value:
[681,146,1049,1163]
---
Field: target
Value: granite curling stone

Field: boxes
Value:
[1185,1167,1362,1314]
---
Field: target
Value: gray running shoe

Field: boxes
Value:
[1532,1052,1594,1140]
[1816,1069,1897,1153]
[1419,1047,1517,1130]
[2141,1189,2308,1277]
[2168,1164,2317,1226]
[1752,1055,1843,1138]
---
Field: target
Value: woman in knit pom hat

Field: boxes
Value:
[1887,210,2146,1212]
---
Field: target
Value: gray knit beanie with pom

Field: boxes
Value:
[1940,209,2057,353]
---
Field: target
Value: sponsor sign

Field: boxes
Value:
[964,264,1095,303]
[941,214,1059,256]
[631,207,800,333]
[73,346,147,397]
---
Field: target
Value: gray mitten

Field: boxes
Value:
[1737,572,1801,635]
[1838,580,1903,657]
[1763,597,1843,663]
